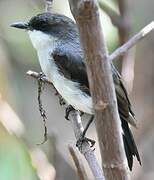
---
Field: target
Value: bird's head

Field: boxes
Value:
[11,12,78,49]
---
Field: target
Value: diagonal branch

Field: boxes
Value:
[109,21,154,61]
[68,144,88,180]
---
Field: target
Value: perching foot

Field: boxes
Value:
[65,105,74,120]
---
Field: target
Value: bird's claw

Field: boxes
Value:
[80,111,84,116]
[38,72,46,81]
[76,134,95,150]
[65,105,74,120]
[59,96,66,106]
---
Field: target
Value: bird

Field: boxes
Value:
[11,12,141,170]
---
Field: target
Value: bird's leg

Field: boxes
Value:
[65,106,95,148]
[65,105,75,120]
[76,115,95,148]
[82,115,94,137]
[59,95,66,106]
[80,111,84,117]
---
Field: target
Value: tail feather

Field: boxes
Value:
[121,119,141,170]
[123,135,133,170]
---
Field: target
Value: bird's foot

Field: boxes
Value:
[76,134,95,149]
[38,72,46,81]
[80,111,84,117]
[76,115,95,149]
[59,96,66,106]
[65,105,74,120]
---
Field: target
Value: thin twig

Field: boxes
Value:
[37,73,48,145]
[45,0,53,12]
[109,21,154,61]
[36,0,53,143]
[27,70,52,84]
[68,144,88,180]
[26,71,65,103]
[69,110,105,180]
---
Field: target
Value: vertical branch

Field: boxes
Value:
[117,0,135,94]
[99,0,135,93]
[69,0,129,179]
[117,0,130,44]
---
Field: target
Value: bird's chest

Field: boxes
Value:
[38,49,76,92]
[38,49,53,78]
[38,49,77,93]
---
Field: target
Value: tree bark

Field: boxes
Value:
[69,0,129,179]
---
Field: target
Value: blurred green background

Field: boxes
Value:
[0,0,154,179]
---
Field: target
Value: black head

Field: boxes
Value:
[11,12,78,38]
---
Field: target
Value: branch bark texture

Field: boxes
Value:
[68,144,88,180]
[69,0,129,179]
[69,110,105,180]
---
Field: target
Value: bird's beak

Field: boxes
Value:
[10,22,29,30]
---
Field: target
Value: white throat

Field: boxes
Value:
[28,30,58,78]
[28,30,57,50]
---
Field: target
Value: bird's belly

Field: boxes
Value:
[52,73,94,114]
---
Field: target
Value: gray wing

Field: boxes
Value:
[112,64,136,127]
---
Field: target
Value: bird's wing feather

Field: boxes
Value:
[52,47,136,126]
[52,47,90,95]
[112,65,136,127]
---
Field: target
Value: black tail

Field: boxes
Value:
[121,119,141,170]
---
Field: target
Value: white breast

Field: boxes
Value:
[28,30,93,114]
[52,70,93,114]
